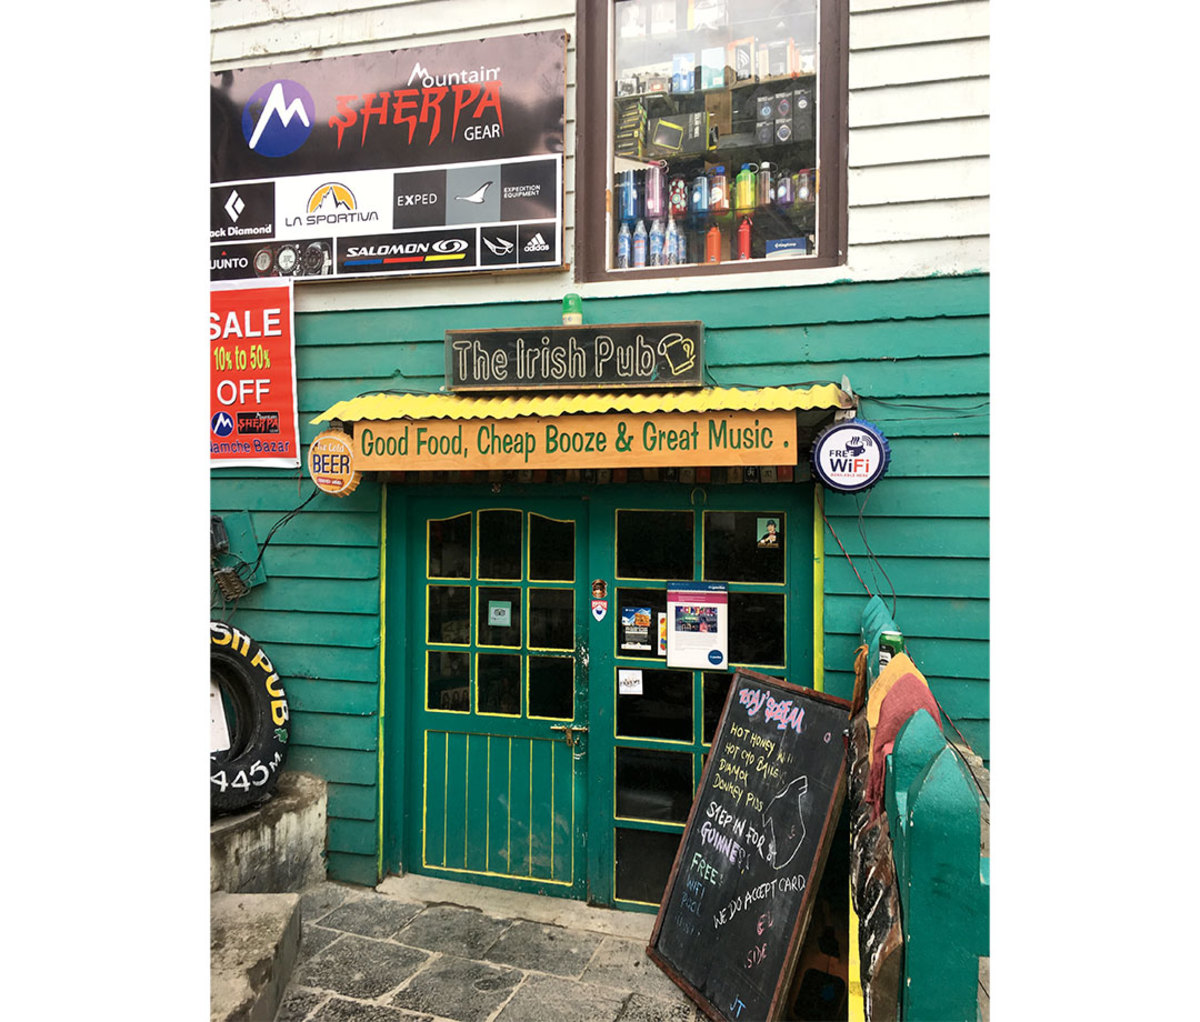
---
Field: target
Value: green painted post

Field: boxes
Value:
[899,744,986,1021]
[883,709,946,927]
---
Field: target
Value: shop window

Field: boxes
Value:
[528,656,575,719]
[616,509,694,579]
[528,588,575,650]
[616,747,694,821]
[703,510,786,583]
[477,653,521,716]
[478,587,522,647]
[728,591,786,666]
[615,827,681,903]
[702,671,734,743]
[616,587,668,658]
[428,513,470,579]
[529,514,575,582]
[478,509,522,580]
[616,668,693,740]
[577,0,846,280]
[427,585,471,645]
[428,651,470,712]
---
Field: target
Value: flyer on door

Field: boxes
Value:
[666,582,728,670]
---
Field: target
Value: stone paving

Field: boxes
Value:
[276,877,702,1022]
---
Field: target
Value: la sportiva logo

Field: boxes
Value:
[284,182,380,228]
[242,79,315,157]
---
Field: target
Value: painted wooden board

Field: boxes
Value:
[648,669,850,1022]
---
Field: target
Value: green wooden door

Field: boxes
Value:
[584,485,814,911]
[406,497,590,898]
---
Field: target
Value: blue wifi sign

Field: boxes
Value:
[242,79,315,158]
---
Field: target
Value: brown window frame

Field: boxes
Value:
[575,0,848,282]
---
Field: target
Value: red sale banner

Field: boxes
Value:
[210,280,300,467]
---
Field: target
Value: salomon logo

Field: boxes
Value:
[242,80,315,157]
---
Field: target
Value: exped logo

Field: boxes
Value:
[242,80,315,157]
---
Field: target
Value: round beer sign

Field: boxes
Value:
[811,420,891,493]
[308,429,362,497]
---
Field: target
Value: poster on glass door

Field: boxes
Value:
[666,582,728,670]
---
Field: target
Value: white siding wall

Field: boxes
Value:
[210,0,988,311]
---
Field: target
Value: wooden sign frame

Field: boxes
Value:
[647,669,851,1022]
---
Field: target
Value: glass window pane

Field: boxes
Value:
[615,827,681,904]
[529,514,575,581]
[616,669,693,741]
[616,510,693,579]
[427,585,470,644]
[428,514,470,579]
[529,589,574,650]
[728,592,786,666]
[478,587,522,647]
[478,510,522,580]
[427,651,470,712]
[703,511,785,583]
[703,671,735,744]
[477,653,521,716]
[616,587,668,658]
[610,0,822,271]
[528,656,574,719]
[616,747,694,822]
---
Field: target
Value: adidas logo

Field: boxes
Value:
[523,232,550,253]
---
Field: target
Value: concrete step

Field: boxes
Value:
[211,892,301,1022]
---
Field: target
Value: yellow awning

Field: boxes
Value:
[311,384,854,425]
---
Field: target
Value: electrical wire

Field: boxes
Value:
[825,505,988,800]
[856,490,896,618]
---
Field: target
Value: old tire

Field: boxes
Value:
[210,621,290,815]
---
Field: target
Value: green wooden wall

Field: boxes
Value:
[209,273,989,885]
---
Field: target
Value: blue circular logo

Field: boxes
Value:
[707,649,724,666]
[242,79,315,158]
[211,411,235,438]
[811,419,891,493]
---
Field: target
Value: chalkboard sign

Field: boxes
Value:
[647,669,850,1022]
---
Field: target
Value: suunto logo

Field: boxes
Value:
[242,80,315,158]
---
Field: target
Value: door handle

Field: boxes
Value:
[550,724,589,754]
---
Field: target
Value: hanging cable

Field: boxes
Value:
[821,508,873,598]
[856,490,896,618]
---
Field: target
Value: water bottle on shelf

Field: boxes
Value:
[737,216,753,260]
[756,162,773,208]
[616,221,631,268]
[709,165,729,214]
[649,218,665,266]
[734,163,756,211]
[775,169,794,208]
[690,173,710,218]
[644,163,666,221]
[665,216,680,266]
[632,219,648,268]
[705,222,721,263]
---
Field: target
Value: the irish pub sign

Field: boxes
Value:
[446,322,704,391]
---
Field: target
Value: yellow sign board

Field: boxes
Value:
[349,410,797,472]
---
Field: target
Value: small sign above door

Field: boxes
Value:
[445,322,704,391]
